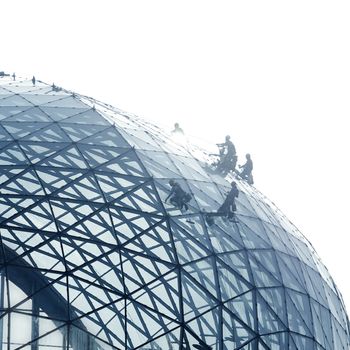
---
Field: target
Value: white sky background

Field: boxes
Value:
[1,0,350,313]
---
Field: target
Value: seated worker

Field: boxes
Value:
[217,181,239,220]
[216,135,237,175]
[165,180,191,211]
[239,153,253,184]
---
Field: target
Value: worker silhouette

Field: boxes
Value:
[172,122,184,135]
[239,153,253,184]
[32,76,36,86]
[205,181,239,226]
[217,181,239,220]
[165,180,191,211]
[216,135,237,175]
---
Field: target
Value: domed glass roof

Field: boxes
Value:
[0,75,349,349]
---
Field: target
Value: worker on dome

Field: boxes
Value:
[215,135,237,175]
[239,153,254,184]
[32,76,36,86]
[217,181,239,220]
[171,122,184,135]
[165,179,191,211]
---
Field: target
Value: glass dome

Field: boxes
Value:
[0,75,349,349]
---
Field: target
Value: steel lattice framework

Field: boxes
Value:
[0,75,349,350]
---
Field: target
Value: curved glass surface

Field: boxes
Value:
[0,75,349,349]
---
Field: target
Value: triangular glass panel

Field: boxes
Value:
[286,290,313,337]
[17,141,68,164]
[311,300,333,349]
[5,200,55,231]
[130,270,180,319]
[249,249,281,280]
[235,191,258,217]
[210,215,245,245]
[64,208,117,245]
[20,92,67,104]
[183,257,218,298]
[289,234,318,271]
[121,249,173,294]
[171,222,211,264]
[39,106,89,121]
[261,222,291,255]
[71,321,122,349]
[167,154,210,181]
[259,333,288,349]
[217,251,252,284]
[95,172,145,203]
[110,208,164,244]
[126,299,179,349]
[181,270,218,321]
[36,168,85,194]
[54,173,104,202]
[37,145,87,168]
[22,122,72,142]
[29,325,66,349]
[60,123,109,142]
[62,108,110,125]
[0,168,45,196]
[11,238,63,272]
[118,127,160,151]
[3,106,52,122]
[275,252,307,293]
[248,251,282,287]
[0,196,39,223]
[97,148,147,176]
[332,316,349,350]
[223,291,256,332]
[42,95,89,108]
[290,333,315,349]
[50,199,101,227]
[217,259,252,301]
[79,125,129,147]
[112,181,162,213]
[136,150,182,179]
[122,219,176,263]
[0,166,24,186]
[77,143,129,167]
[0,124,13,141]
[0,106,33,121]
[169,216,212,252]
[187,180,223,212]
[324,281,348,327]
[0,142,29,165]
[257,292,287,334]
[0,94,33,106]
[302,264,328,306]
[68,276,122,316]
[258,287,287,326]
[209,224,245,254]
[186,307,220,349]
[139,327,181,350]
[222,308,257,349]
[238,217,271,249]
[2,121,49,139]
[65,249,125,297]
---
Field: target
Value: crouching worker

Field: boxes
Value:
[165,180,192,211]
[217,181,239,221]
